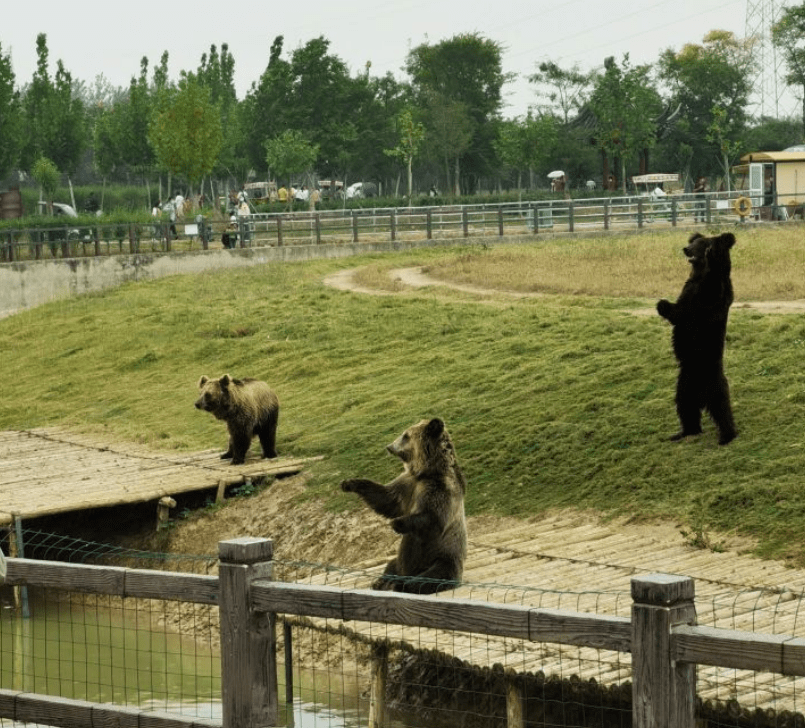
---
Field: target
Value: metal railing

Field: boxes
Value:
[1,190,799,264]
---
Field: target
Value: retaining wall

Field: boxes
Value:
[0,237,507,319]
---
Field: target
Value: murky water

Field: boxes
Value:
[0,588,418,728]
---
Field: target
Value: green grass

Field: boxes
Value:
[2,227,805,564]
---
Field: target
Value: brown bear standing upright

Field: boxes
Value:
[657,231,737,445]
[195,374,280,464]
[341,418,467,594]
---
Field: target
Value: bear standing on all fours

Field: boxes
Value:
[341,418,467,594]
[195,374,280,464]
[656,232,737,445]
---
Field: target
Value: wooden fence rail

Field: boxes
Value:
[2,537,805,728]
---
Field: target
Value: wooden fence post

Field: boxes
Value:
[631,574,696,728]
[219,537,278,728]
[368,642,388,728]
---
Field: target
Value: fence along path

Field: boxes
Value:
[294,511,805,714]
[0,428,318,526]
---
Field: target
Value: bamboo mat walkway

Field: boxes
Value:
[0,428,318,526]
[297,515,805,716]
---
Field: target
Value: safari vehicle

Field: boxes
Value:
[243,181,276,204]
[632,173,680,219]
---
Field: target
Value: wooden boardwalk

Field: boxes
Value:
[0,428,317,526]
[296,514,805,718]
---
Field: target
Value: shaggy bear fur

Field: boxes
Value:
[657,231,737,445]
[341,418,467,594]
[195,374,280,464]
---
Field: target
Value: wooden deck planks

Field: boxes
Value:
[0,429,319,525]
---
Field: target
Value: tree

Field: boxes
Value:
[31,156,60,213]
[772,4,805,136]
[406,33,512,191]
[0,42,22,179]
[423,94,473,195]
[658,30,754,181]
[264,129,319,207]
[148,74,223,195]
[94,58,155,181]
[495,113,558,189]
[588,55,661,192]
[529,61,595,124]
[197,44,248,181]
[20,34,87,175]
[384,108,425,200]
[706,105,743,191]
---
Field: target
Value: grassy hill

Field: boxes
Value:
[1,225,804,564]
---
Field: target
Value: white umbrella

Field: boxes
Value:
[547,170,565,179]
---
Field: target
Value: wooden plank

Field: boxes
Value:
[673,624,790,672]
[5,559,219,604]
[16,693,95,728]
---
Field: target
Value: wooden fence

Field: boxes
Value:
[2,537,805,728]
[1,190,799,263]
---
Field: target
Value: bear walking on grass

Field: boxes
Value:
[195,374,280,464]
[657,231,737,445]
[341,418,467,594]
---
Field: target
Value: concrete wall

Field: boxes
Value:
[0,238,496,318]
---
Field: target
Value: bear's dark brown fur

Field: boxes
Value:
[657,231,737,445]
[195,374,279,464]
[341,418,467,594]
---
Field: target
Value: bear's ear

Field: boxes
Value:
[425,418,445,439]
[718,232,736,249]
[220,374,232,389]
[688,232,705,244]
[198,376,209,388]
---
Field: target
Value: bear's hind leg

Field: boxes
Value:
[256,416,278,459]
[372,559,401,591]
[708,373,737,445]
[672,371,703,440]
[398,558,461,594]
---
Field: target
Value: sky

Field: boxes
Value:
[2,0,792,119]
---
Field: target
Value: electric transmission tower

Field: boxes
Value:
[745,0,785,118]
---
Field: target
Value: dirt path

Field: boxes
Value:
[325,266,805,315]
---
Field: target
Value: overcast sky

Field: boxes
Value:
[3,0,787,118]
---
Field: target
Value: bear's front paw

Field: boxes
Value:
[391,517,409,534]
[656,299,672,319]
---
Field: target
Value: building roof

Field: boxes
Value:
[741,151,805,163]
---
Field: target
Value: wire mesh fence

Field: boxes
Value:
[4,531,805,727]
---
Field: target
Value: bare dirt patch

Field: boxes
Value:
[327,266,805,315]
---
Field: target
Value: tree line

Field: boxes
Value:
[2,15,805,208]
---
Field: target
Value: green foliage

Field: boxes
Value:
[384,108,425,198]
[0,42,21,178]
[2,231,805,565]
[528,61,595,124]
[588,55,662,191]
[20,34,86,175]
[406,33,511,188]
[31,156,60,205]
[657,31,754,179]
[264,130,319,189]
[772,4,805,136]
[148,74,223,190]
